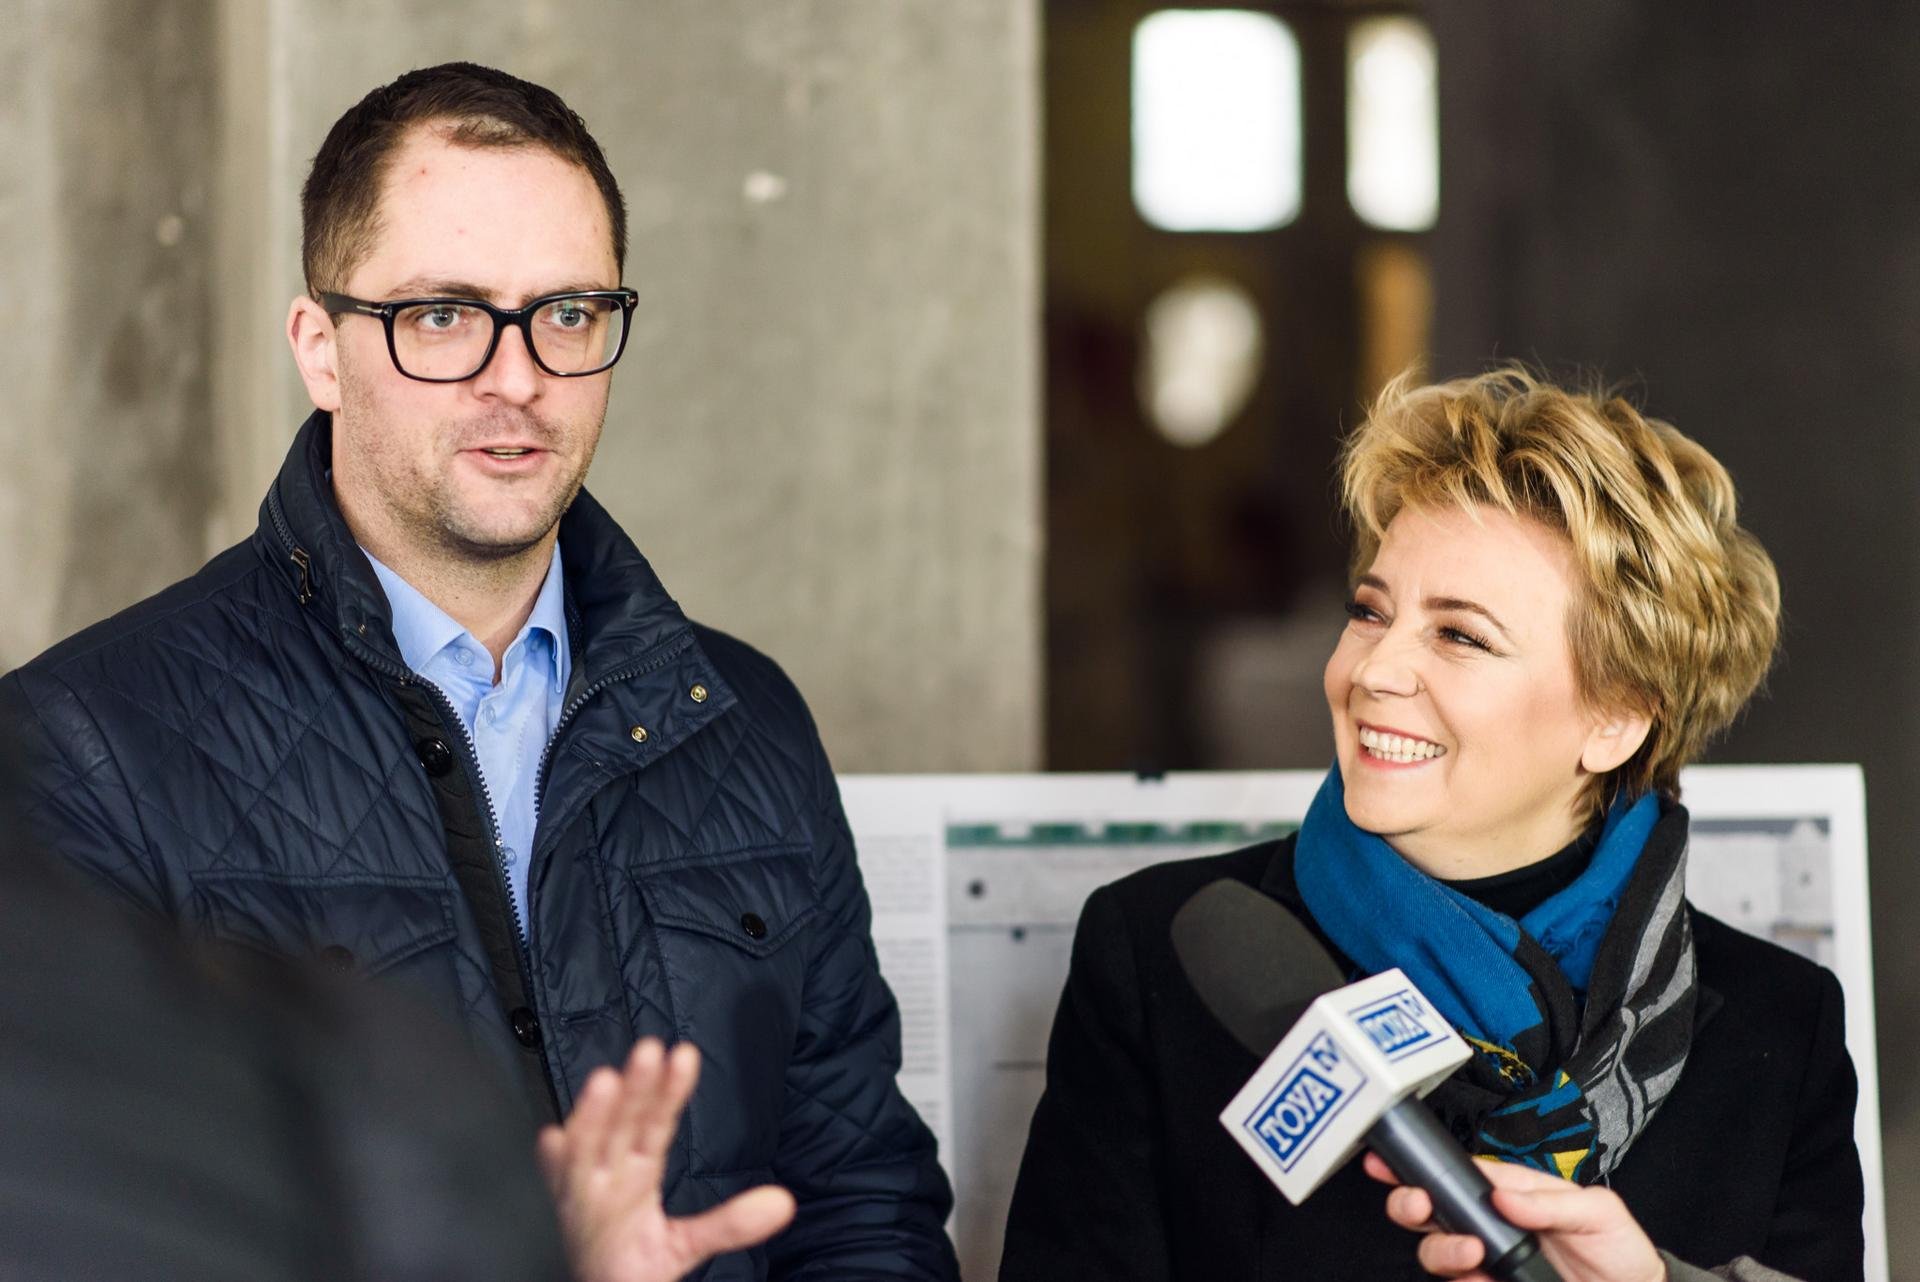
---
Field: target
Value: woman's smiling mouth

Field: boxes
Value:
[1357,724,1447,763]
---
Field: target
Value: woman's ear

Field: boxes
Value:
[1581,708,1653,775]
[287,295,343,412]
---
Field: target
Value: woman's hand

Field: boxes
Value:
[537,1038,796,1282]
[1365,1150,1665,1282]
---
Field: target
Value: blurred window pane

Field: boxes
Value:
[1132,10,1302,232]
[1347,17,1439,231]
[1139,275,1264,447]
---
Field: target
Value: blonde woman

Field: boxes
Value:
[1000,370,1862,1281]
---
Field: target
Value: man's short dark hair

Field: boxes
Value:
[301,61,628,293]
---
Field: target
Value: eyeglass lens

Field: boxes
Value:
[392,296,627,379]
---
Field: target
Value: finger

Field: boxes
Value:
[565,1066,624,1187]
[674,1184,797,1264]
[1415,1229,1488,1278]
[535,1124,570,1194]
[1469,1157,1573,1194]
[633,1041,701,1162]
[1384,1184,1437,1233]
[1363,1151,1404,1186]
[602,1037,666,1167]
[1488,1182,1626,1235]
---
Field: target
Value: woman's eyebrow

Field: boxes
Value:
[1426,595,1514,643]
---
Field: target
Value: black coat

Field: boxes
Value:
[0,411,957,1281]
[1000,837,1864,1281]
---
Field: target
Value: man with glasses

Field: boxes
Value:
[1,63,957,1282]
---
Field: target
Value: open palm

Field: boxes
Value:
[538,1038,796,1282]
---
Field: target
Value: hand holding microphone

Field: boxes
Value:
[1366,1152,1665,1282]
[1171,880,1564,1282]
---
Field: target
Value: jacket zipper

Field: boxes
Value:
[529,631,697,853]
[346,635,531,963]
[266,488,314,604]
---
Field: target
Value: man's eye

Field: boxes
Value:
[410,305,474,332]
[544,301,595,329]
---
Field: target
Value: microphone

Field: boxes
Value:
[1171,880,1562,1282]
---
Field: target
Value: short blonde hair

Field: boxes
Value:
[1338,366,1781,807]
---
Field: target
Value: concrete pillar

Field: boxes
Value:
[11,0,1042,773]
[0,0,218,667]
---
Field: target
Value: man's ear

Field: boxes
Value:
[287,295,342,412]
[1581,708,1653,775]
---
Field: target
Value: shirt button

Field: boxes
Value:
[502,846,518,866]
[455,649,474,667]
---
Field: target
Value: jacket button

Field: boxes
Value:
[509,1006,542,1048]
[415,737,453,777]
[317,944,355,972]
[629,724,649,743]
[690,683,709,703]
[740,911,768,940]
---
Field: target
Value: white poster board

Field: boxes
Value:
[843,766,1884,1282]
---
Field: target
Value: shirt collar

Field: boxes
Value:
[362,544,568,695]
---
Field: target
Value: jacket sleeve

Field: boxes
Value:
[0,669,167,915]
[999,883,1173,1282]
[1754,966,1866,1278]
[1662,1251,1805,1282]
[761,734,959,1281]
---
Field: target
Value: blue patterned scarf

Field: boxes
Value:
[1294,765,1697,1181]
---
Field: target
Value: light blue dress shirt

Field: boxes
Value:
[364,547,570,936]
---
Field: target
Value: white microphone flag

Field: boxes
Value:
[1218,968,1470,1204]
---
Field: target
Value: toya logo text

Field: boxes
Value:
[1351,990,1439,1060]
[1244,1033,1364,1170]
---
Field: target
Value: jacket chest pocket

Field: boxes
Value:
[633,843,821,956]
[188,874,460,986]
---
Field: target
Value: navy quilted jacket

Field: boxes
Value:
[0,412,958,1281]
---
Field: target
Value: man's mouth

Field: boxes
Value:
[479,446,537,458]
[1357,725,1446,763]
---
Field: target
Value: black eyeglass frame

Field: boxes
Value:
[316,288,640,382]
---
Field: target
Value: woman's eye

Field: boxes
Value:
[1440,626,1493,652]
[1343,599,1382,625]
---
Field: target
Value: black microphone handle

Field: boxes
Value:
[1367,1098,1563,1282]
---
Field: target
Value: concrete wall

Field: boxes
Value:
[0,0,218,663]
[5,0,1042,773]
[1431,5,1920,1274]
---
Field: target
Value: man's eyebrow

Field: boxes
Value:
[1354,575,1515,642]
[378,277,615,303]
[381,276,499,301]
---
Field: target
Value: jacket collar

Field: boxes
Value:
[255,410,694,682]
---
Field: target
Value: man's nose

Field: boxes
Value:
[473,323,543,404]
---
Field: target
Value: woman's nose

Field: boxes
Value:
[1350,633,1423,698]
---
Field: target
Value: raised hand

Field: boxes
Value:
[537,1038,796,1282]
[1366,1150,1665,1282]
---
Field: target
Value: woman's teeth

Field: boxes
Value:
[1358,726,1444,763]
